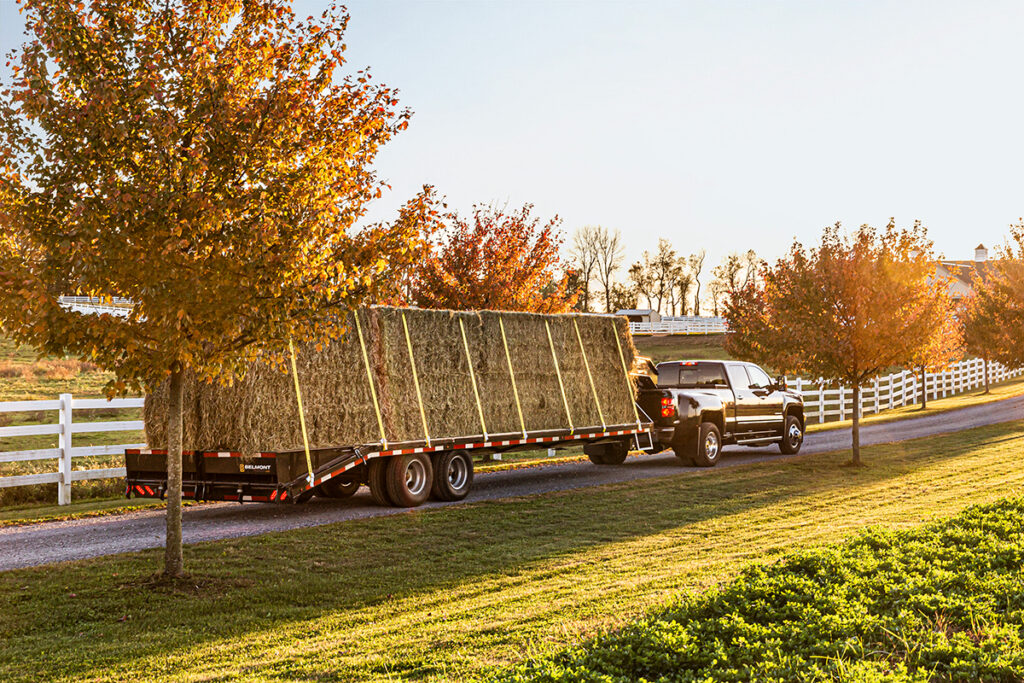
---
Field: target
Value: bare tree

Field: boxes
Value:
[674,259,694,316]
[569,226,601,312]
[689,250,706,315]
[628,255,656,309]
[741,249,760,289]
[594,226,625,312]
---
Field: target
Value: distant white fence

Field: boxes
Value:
[630,316,728,335]
[57,296,132,318]
[0,394,144,505]
[796,357,1020,424]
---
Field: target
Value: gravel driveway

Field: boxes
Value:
[2,394,1021,571]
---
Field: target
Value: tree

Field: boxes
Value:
[593,226,625,312]
[0,0,421,577]
[609,282,638,313]
[569,226,601,312]
[970,222,1024,372]
[628,255,656,310]
[961,291,1002,394]
[689,250,706,315]
[673,257,694,316]
[414,203,576,312]
[650,238,682,314]
[909,312,963,409]
[725,221,956,466]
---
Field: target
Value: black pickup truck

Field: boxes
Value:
[634,359,805,467]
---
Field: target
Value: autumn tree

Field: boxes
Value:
[628,255,656,309]
[670,257,694,316]
[593,226,625,312]
[970,222,1024,373]
[725,221,956,466]
[961,291,1002,394]
[0,1,423,577]
[909,312,963,409]
[414,203,576,312]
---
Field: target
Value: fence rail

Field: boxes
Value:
[0,395,144,505]
[629,317,727,335]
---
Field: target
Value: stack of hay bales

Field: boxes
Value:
[144,307,638,454]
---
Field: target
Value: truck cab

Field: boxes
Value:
[637,359,804,467]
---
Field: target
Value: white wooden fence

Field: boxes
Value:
[796,357,1020,424]
[0,357,1017,504]
[0,394,145,505]
[630,316,728,335]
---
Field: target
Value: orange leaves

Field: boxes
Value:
[411,203,577,314]
[726,221,958,385]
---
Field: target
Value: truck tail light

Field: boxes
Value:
[660,397,676,418]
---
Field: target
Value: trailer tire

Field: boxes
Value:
[318,477,359,499]
[431,450,474,501]
[368,458,393,506]
[385,453,433,507]
[584,439,629,466]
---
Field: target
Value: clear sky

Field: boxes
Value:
[2,0,1023,271]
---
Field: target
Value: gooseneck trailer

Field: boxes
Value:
[126,308,657,508]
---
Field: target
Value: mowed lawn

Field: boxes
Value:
[3,422,1024,681]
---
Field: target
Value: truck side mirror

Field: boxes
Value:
[776,375,787,391]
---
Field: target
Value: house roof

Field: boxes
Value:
[938,260,997,285]
[615,309,656,316]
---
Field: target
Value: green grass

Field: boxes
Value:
[632,333,732,363]
[2,421,1024,681]
[498,497,1024,682]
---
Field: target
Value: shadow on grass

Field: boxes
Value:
[1,423,1023,681]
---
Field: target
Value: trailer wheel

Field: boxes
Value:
[584,439,629,465]
[368,458,394,506]
[431,450,474,501]
[385,453,433,507]
[318,477,360,499]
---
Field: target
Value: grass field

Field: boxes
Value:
[631,332,730,363]
[2,421,1023,681]
[500,497,1024,681]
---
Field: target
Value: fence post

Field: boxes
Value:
[839,384,845,421]
[58,393,72,506]
[818,382,824,424]
[873,377,879,413]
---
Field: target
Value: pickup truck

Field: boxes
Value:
[634,359,805,467]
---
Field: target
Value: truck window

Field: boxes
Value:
[665,362,728,388]
[726,364,751,390]
[746,365,773,389]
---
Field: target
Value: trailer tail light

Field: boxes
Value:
[660,397,676,418]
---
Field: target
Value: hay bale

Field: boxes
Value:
[144,307,637,454]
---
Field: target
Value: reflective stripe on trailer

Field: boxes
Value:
[297,426,648,495]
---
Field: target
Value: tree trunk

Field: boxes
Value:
[919,365,927,410]
[693,283,701,316]
[164,361,184,578]
[984,357,990,394]
[850,384,861,466]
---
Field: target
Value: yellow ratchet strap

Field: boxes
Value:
[612,319,642,430]
[354,311,387,449]
[288,338,315,483]
[459,317,488,440]
[499,316,528,439]
[574,318,605,430]
[402,312,430,447]
[545,320,573,433]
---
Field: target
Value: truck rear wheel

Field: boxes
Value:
[368,458,393,506]
[431,450,474,501]
[386,453,433,507]
[691,421,722,467]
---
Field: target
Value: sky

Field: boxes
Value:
[2,0,1023,272]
